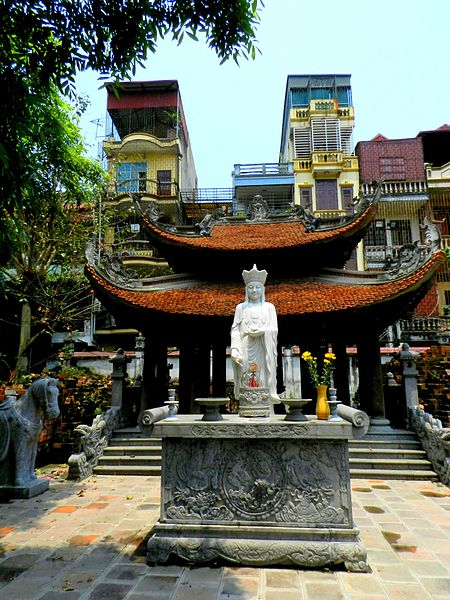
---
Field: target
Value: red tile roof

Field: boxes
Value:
[86,252,444,319]
[141,204,376,252]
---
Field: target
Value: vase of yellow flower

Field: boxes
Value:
[301,351,336,420]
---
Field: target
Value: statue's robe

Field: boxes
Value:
[231,301,279,402]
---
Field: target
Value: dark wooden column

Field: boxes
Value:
[211,341,227,397]
[140,339,167,412]
[331,338,351,406]
[178,342,211,413]
[357,330,389,425]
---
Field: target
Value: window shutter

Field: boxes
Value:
[293,127,311,158]
[311,119,341,151]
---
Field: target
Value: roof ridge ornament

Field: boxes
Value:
[246,195,270,222]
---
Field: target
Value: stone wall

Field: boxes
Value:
[416,345,450,427]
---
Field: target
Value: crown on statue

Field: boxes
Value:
[242,264,268,285]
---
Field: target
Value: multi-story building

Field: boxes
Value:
[419,125,450,315]
[279,75,359,213]
[102,79,197,228]
[355,134,429,272]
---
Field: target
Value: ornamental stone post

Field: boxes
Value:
[109,348,131,411]
[400,342,420,411]
[134,333,145,381]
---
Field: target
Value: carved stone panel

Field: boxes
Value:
[161,438,351,527]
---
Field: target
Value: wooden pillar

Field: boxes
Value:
[179,342,211,413]
[140,339,167,412]
[211,341,227,397]
[357,330,389,425]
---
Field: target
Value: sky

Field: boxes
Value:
[76,0,450,189]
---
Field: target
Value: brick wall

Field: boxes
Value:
[416,345,450,427]
[415,287,440,317]
[356,137,425,183]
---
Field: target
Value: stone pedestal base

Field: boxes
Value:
[0,478,49,499]
[146,415,368,571]
[147,522,367,571]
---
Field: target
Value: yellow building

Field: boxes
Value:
[102,80,197,221]
[280,75,361,267]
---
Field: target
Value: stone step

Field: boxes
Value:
[109,437,162,447]
[359,431,419,442]
[93,464,161,476]
[97,455,161,467]
[112,427,143,438]
[349,458,434,471]
[350,468,438,481]
[349,439,422,450]
[349,448,427,460]
[103,445,162,457]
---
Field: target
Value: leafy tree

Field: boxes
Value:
[0,0,262,224]
[0,86,105,380]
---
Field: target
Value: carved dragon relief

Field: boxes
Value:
[161,439,350,526]
[384,216,443,280]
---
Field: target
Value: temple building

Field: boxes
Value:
[86,76,447,422]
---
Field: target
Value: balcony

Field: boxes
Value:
[311,151,344,177]
[292,104,354,122]
[361,181,428,200]
[426,161,450,190]
[233,163,294,187]
[398,316,450,344]
[102,132,180,157]
[106,178,179,200]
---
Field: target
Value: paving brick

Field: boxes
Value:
[86,582,133,600]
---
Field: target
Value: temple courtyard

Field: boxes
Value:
[0,473,449,600]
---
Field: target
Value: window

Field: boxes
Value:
[341,187,354,212]
[390,220,412,246]
[293,127,311,158]
[379,157,405,180]
[157,170,172,196]
[365,221,387,246]
[315,180,338,210]
[311,119,340,151]
[116,162,147,193]
[300,187,312,209]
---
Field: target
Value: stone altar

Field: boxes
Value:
[145,413,368,571]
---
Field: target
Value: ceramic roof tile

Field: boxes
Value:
[141,203,376,252]
[86,252,444,318]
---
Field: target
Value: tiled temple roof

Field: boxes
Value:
[140,203,376,253]
[137,199,379,276]
[86,251,444,319]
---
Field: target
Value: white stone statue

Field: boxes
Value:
[231,264,279,403]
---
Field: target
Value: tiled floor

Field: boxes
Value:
[0,472,449,599]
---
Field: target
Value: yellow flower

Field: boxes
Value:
[323,359,330,365]
[301,351,312,360]
[324,352,336,360]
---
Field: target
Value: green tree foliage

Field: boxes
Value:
[0,86,105,379]
[0,0,261,227]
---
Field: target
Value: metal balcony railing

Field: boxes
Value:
[233,163,294,177]
[106,178,179,198]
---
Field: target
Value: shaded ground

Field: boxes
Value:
[0,472,449,599]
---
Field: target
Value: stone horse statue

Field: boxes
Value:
[0,377,60,492]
